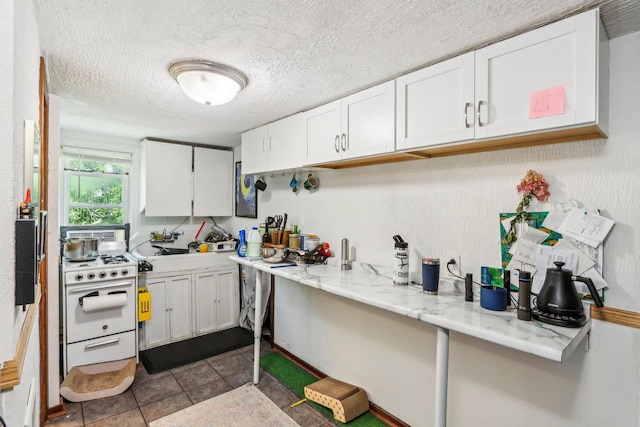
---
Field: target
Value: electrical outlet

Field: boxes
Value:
[445,256,462,279]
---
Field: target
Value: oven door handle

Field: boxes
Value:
[85,337,120,349]
[68,281,134,294]
[78,291,99,306]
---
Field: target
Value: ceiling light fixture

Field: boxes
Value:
[169,60,248,106]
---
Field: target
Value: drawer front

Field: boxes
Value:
[66,330,136,374]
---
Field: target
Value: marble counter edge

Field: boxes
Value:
[229,256,589,363]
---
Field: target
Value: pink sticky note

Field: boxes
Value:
[529,86,565,119]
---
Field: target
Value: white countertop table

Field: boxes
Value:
[230,255,591,427]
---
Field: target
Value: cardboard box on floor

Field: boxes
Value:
[304,377,369,423]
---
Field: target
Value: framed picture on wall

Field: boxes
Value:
[235,162,257,218]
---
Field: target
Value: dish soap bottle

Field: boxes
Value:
[246,227,262,258]
[237,229,247,257]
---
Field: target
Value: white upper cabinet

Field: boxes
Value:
[142,139,233,217]
[142,140,192,217]
[306,81,395,165]
[396,9,607,155]
[240,126,269,175]
[474,8,605,139]
[396,52,475,149]
[241,113,305,175]
[193,147,233,217]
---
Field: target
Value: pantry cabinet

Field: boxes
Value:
[398,8,607,155]
[241,113,305,175]
[142,139,233,217]
[306,80,395,165]
[140,266,239,350]
[143,274,192,349]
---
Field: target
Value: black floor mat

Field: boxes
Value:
[140,327,254,374]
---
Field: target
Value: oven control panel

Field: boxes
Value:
[65,266,134,285]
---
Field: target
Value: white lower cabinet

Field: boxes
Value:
[141,267,239,350]
[143,274,192,349]
[194,269,240,335]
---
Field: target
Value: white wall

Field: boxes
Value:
[224,31,640,426]
[0,0,42,422]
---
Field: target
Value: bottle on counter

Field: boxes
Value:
[392,235,409,286]
[246,226,262,258]
[237,229,247,257]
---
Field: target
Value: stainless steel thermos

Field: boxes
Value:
[518,270,532,321]
[392,235,409,285]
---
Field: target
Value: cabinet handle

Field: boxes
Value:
[335,135,340,153]
[269,137,272,151]
[261,139,266,152]
[464,102,471,128]
[85,337,120,349]
[341,133,347,151]
[477,101,485,127]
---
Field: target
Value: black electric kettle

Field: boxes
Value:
[532,262,604,328]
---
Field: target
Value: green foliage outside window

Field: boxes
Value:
[66,157,127,225]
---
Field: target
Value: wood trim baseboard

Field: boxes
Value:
[46,403,67,420]
[590,305,640,329]
[272,344,410,427]
[0,286,42,390]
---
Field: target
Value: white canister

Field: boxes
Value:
[392,235,409,285]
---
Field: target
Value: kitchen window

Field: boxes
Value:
[61,147,131,225]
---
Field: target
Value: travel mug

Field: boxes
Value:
[422,258,440,294]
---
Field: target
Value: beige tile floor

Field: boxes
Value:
[46,341,334,427]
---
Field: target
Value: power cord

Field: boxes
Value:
[446,259,482,287]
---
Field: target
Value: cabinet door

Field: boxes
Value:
[475,9,598,139]
[342,81,395,160]
[167,276,192,342]
[240,126,269,175]
[193,147,233,217]
[267,113,306,172]
[194,272,217,335]
[216,269,239,331]
[306,100,342,164]
[396,53,475,149]
[144,279,169,348]
[143,140,192,216]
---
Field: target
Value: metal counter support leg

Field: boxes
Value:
[435,327,450,427]
[253,269,264,384]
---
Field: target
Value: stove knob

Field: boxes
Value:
[99,271,107,279]
[74,273,84,281]
[87,272,96,280]
[110,270,118,278]
[102,325,108,330]
[121,269,129,276]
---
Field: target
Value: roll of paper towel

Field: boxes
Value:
[82,293,128,312]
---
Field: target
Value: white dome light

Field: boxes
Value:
[169,61,248,106]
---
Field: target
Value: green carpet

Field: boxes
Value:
[260,352,389,426]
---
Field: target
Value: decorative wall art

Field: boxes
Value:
[235,162,257,218]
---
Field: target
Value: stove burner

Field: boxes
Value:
[100,254,129,265]
[531,307,586,328]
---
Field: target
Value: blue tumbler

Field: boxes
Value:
[422,258,440,295]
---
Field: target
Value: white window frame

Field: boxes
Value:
[61,147,131,226]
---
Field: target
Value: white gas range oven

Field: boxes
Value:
[61,226,139,376]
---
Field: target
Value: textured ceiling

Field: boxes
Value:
[34,0,640,147]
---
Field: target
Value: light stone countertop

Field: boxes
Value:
[229,255,591,362]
